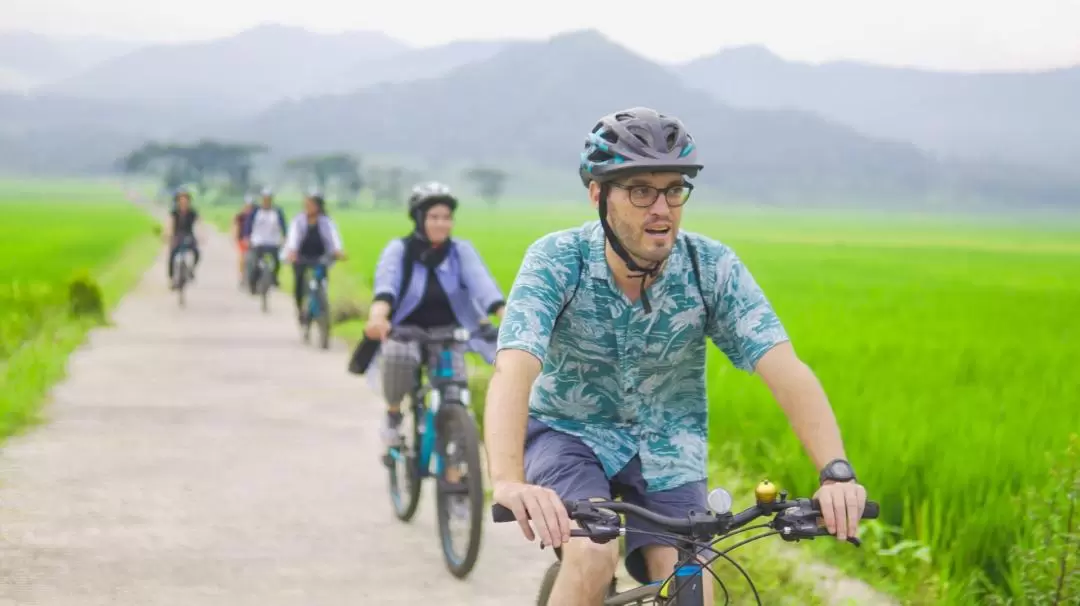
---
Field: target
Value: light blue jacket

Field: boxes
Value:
[373,238,504,362]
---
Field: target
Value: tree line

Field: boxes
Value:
[118,140,509,208]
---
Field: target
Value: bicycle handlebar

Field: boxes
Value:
[295,254,336,266]
[388,323,499,346]
[491,493,879,545]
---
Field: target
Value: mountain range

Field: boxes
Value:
[1,25,1077,206]
[678,45,1080,174]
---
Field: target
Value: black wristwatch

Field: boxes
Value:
[819,458,857,484]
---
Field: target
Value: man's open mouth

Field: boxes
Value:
[644,226,671,236]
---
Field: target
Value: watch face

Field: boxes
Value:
[828,460,854,479]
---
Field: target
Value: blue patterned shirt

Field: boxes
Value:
[497,220,790,491]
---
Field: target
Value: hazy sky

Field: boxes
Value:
[8,0,1080,70]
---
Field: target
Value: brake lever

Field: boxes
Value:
[775,518,862,547]
[810,526,863,547]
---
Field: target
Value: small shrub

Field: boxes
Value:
[984,434,1080,605]
[67,271,104,322]
[331,297,365,324]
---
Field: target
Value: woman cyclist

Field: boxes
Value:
[363,182,505,445]
[282,191,346,324]
[166,186,200,287]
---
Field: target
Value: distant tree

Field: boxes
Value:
[119,140,268,203]
[367,165,412,209]
[283,152,363,207]
[464,166,509,206]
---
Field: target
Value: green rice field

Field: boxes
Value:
[317,201,1079,602]
[0,180,157,435]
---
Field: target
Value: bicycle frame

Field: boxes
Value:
[387,340,471,481]
[305,263,328,318]
[173,240,194,280]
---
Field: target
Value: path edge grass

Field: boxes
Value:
[0,231,159,442]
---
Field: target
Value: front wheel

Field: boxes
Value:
[386,396,423,522]
[316,284,330,349]
[435,403,484,579]
[258,265,271,313]
[173,257,187,307]
[536,561,560,606]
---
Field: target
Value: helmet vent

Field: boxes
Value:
[588,148,614,163]
[664,125,678,151]
[626,124,651,147]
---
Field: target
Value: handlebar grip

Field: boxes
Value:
[492,504,517,523]
[863,501,879,519]
[810,499,879,519]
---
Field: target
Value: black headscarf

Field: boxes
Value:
[405,201,453,269]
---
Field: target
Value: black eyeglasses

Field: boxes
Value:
[609,182,694,208]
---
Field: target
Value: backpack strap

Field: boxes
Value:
[553,237,586,329]
[394,237,415,317]
[684,237,713,327]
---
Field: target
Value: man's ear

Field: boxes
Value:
[588,181,601,210]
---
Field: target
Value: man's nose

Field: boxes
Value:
[649,194,673,218]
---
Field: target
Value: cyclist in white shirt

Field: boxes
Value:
[242,186,287,289]
[282,191,347,323]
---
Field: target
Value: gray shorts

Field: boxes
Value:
[523,417,709,586]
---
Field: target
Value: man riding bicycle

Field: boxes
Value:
[363,182,506,447]
[166,186,200,287]
[485,107,869,605]
[282,191,346,323]
[242,186,287,290]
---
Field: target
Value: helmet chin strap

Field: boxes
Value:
[598,184,661,313]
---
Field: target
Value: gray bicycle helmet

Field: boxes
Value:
[578,108,703,313]
[406,181,458,221]
[579,107,702,187]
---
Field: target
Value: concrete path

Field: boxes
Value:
[0,232,550,606]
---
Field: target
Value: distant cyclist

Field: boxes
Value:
[166,186,200,287]
[363,182,506,446]
[242,186,287,291]
[282,191,347,324]
[233,194,256,286]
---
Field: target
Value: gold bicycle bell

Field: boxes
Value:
[755,479,779,505]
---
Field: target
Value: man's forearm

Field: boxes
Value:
[483,360,532,484]
[768,358,848,470]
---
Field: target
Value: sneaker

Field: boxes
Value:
[380,412,403,448]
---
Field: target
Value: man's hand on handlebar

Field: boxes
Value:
[813,480,868,542]
[492,481,572,549]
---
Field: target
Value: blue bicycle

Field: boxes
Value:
[382,323,499,579]
[297,254,333,349]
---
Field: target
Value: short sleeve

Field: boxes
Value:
[706,249,790,371]
[497,231,581,364]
